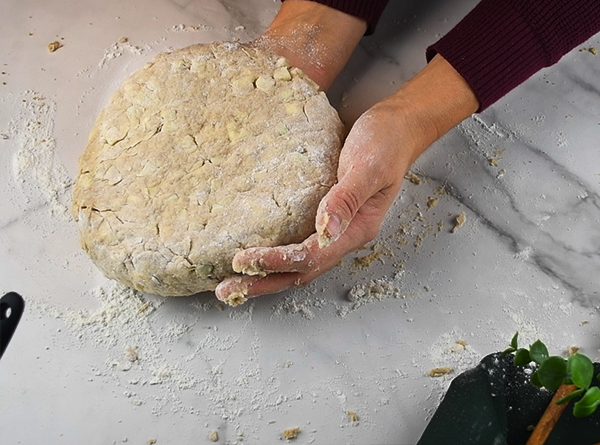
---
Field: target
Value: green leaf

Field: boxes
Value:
[531,371,543,388]
[568,353,594,389]
[573,386,600,418]
[514,348,531,366]
[529,340,549,365]
[537,356,568,391]
[510,332,519,350]
[501,347,516,356]
[556,387,585,405]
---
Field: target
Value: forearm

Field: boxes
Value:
[254,0,367,91]
[373,54,479,171]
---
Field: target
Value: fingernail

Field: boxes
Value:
[215,278,249,307]
[318,213,341,248]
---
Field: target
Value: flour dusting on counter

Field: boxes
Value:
[98,39,146,69]
[6,91,73,221]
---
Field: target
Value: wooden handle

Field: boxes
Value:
[525,384,579,445]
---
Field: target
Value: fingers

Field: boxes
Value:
[315,112,398,247]
[215,271,310,305]
[215,228,357,305]
[232,235,318,276]
[316,163,382,247]
[215,205,384,306]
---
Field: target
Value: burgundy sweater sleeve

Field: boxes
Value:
[427,0,600,111]
[282,0,390,35]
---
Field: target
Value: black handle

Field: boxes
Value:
[0,292,25,360]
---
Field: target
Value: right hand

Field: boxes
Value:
[215,100,416,301]
[216,54,479,303]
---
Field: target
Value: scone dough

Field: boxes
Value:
[72,42,344,297]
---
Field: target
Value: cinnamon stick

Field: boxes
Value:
[526,384,578,445]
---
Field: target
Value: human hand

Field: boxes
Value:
[215,103,413,305]
[215,55,479,305]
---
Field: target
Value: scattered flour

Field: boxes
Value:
[270,290,327,320]
[98,40,145,69]
[339,273,411,318]
[422,330,483,414]
[170,23,213,33]
[427,331,481,385]
[5,91,73,221]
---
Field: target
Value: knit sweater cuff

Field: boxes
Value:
[426,1,548,112]
[426,0,600,112]
[282,0,389,35]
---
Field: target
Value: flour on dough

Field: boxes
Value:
[72,42,344,297]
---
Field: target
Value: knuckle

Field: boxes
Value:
[363,227,379,243]
[330,187,362,221]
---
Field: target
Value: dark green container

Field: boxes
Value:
[417,353,600,445]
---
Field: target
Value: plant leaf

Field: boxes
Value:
[531,371,543,388]
[573,386,600,418]
[510,332,519,350]
[568,353,594,389]
[556,388,585,405]
[529,340,549,365]
[514,348,531,366]
[537,356,568,391]
[501,347,516,356]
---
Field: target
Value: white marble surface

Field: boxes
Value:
[1,0,600,444]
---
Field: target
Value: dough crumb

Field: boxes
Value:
[487,157,499,167]
[449,340,467,353]
[427,367,453,377]
[451,212,467,233]
[224,291,248,307]
[581,46,598,55]
[125,346,139,362]
[208,431,219,442]
[347,410,359,425]
[48,41,63,52]
[405,172,421,185]
[426,197,438,209]
[282,427,300,440]
[352,243,385,270]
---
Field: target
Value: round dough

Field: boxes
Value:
[72,42,344,297]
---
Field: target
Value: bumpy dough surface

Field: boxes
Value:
[72,42,344,296]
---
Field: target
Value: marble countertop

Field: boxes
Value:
[1,0,599,443]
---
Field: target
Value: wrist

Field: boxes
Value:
[381,54,479,164]
[254,0,367,91]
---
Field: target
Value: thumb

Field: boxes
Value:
[315,162,380,248]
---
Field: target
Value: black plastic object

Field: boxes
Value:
[0,292,25,360]
[417,352,600,445]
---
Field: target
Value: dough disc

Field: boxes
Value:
[72,42,344,297]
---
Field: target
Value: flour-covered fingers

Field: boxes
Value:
[232,234,322,276]
[215,271,309,306]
